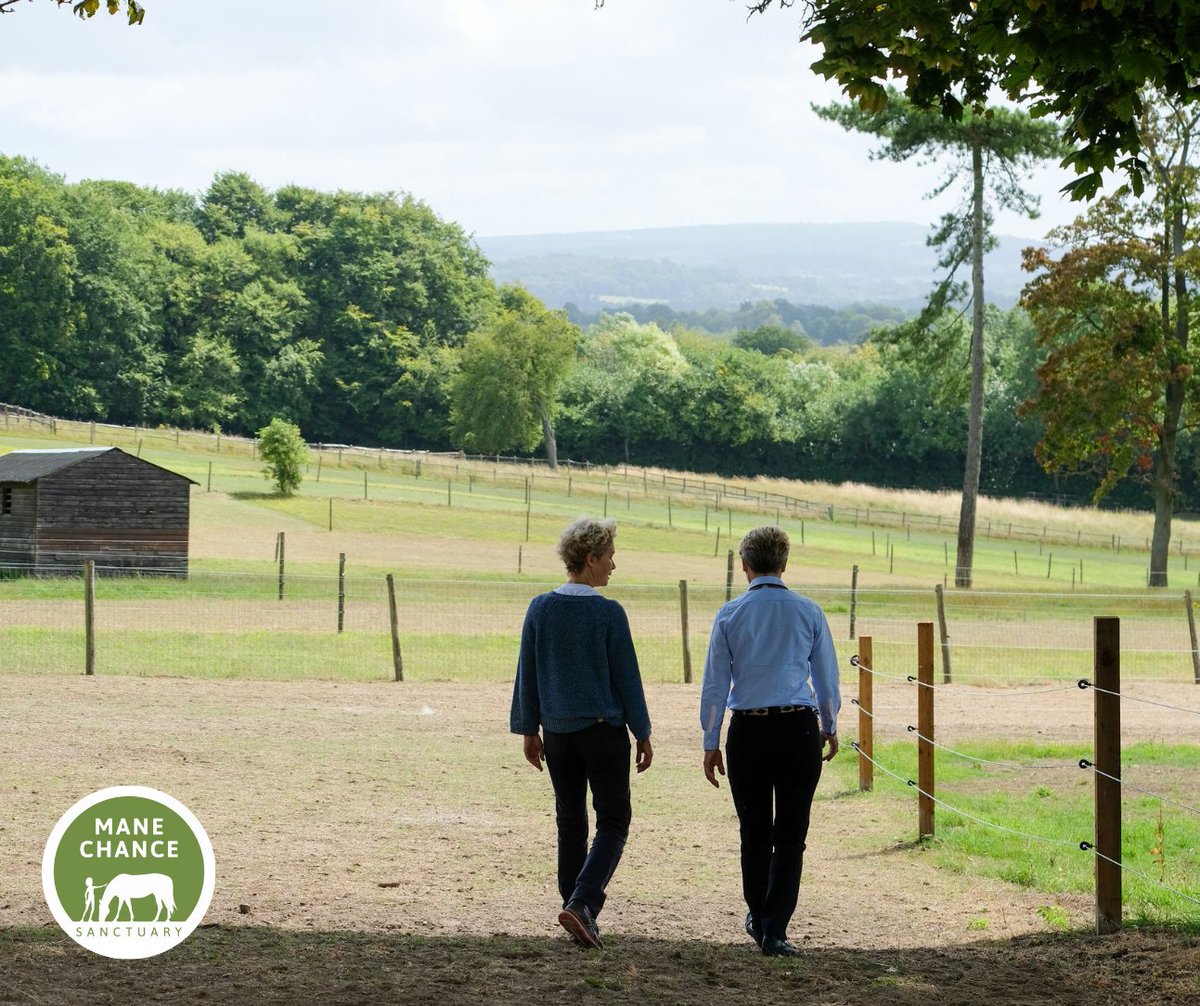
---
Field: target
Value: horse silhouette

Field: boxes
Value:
[97,873,176,922]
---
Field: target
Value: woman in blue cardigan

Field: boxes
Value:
[510,517,653,949]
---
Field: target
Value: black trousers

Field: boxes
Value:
[543,722,632,917]
[725,708,823,941]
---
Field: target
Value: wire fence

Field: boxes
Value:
[5,569,1200,685]
[850,647,1200,925]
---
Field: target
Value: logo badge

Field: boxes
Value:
[42,786,215,959]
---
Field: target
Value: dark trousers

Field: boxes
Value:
[726,708,823,941]
[543,722,632,917]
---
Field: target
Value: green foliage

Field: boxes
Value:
[733,324,813,356]
[1020,92,1200,583]
[257,418,307,496]
[450,286,579,464]
[0,158,492,450]
[54,0,145,25]
[752,0,1200,199]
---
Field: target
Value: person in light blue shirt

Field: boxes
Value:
[700,525,840,958]
[511,517,653,951]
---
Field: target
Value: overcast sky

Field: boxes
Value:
[4,0,1089,241]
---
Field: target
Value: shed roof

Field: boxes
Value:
[0,448,196,485]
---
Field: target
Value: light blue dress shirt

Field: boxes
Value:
[700,575,841,751]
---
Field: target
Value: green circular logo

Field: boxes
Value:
[42,786,215,959]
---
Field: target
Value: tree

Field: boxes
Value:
[2,1,146,22]
[816,90,1062,586]
[257,418,307,497]
[746,1,1200,199]
[733,323,813,357]
[1021,93,1200,587]
[567,313,689,462]
[197,172,280,243]
[450,286,579,468]
[0,157,80,414]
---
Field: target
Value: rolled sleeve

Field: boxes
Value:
[699,616,733,750]
[809,613,841,735]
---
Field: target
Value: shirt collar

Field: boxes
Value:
[555,582,599,596]
[748,575,787,590]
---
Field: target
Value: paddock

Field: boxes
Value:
[2,675,1197,1003]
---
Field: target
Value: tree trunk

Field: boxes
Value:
[1149,189,1190,587]
[955,140,986,589]
[541,410,558,471]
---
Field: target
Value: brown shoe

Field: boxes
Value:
[558,903,603,949]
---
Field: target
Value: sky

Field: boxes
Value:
[3,0,1091,241]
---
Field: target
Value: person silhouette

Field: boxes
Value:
[82,877,105,921]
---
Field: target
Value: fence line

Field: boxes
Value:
[2,402,1192,557]
[852,625,1200,931]
[8,568,1200,683]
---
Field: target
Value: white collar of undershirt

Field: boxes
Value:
[555,582,599,595]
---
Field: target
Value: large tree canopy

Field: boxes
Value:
[746,0,1200,199]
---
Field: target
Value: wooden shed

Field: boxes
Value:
[0,447,195,576]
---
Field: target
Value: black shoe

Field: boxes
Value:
[558,902,603,949]
[762,936,800,958]
[745,912,762,947]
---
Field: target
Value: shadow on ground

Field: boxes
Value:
[2,925,1197,1005]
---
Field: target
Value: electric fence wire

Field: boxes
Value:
[852,741,1200,909]
[848,655,911,683]
[1077,759,1200,819]
[903,726,1054,771]
[849,699,1070,771]
[849,741,1079,848]
[902,674,1082,696]
[1078,680,1200,718]
[1080,844,1200,907]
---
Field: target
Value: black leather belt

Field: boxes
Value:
[732,705,813,717]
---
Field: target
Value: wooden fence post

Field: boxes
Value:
[206,461,212,493]
[1185,591,1200,684]
[857,636,873,792]
[387,574,404,682]
[277,532,285,601]
[849,564,859,639]
[337,553,346,634]
[725,550,735,601]
[679,579,693,684]
[84,560,95,676]
[935,583,952,683]
[1093,616,1122,934]
[917,621,935,838]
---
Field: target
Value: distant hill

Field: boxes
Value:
[477,221,1044,313]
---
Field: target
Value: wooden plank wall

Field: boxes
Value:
[33,452,191,575]
[0,483,37,570]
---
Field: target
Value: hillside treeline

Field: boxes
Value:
[0,156,1188,507]
[0,156,493,447]
[564,299,910,345]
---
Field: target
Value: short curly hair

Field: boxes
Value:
[557,517,617,575]
[739,525,789,575]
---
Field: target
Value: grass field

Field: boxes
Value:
[6,421,1200,687]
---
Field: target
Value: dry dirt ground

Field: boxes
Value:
[1,676,1198,1005]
